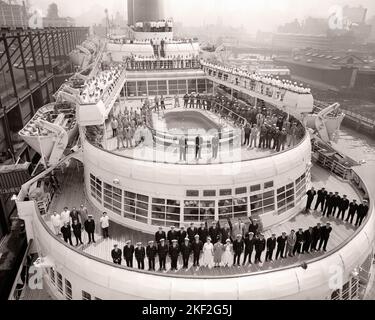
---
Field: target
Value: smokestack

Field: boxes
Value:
[133,0,164,24]
[127,0,134,26]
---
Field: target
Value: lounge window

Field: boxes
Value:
[295,173,307,203]
[49,268,55,285]
[90,174,102,204]
[250,184,261,192]
[168,80,178,95]
[219,197,248,219]
[82,291,91,300]
[126,82,137,97]
[65,279,72,300]
[157,80,167,95]
[197,79,206,93]
[178,80,187,94]
[277,183,295,213]
[235,187,247,195]
[124,191,149,223]
[148,81,158,96]
[250,190,275,215]
[152,198,181,226]
[56,272,63,295]
[184,200,215,222]
[220,189,232,196]
[264,181,274,189]
[186,190,199,197]
[188,79,197,93]
[203,190,216,197]
[137,81,147,96]
[104,183,122,215]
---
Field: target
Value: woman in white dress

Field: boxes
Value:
[202,237,214,269]
[222,239,234,267]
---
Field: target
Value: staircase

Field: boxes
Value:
[103,69,127,118]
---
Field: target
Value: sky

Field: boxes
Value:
[28,0,375,32]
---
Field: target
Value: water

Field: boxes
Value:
[165,111,220,133]
[333,127,375,164]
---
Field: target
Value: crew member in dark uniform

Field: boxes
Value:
[302,227,313,253]
[123,240,135,268]
[293,228,305,255]
[198,222,208,244]
[233,234,244,266]
[248,218,259,235]
[265,125,272,149]
[157,239,168,271]
[221,219,233,244]
[135,242,146,270]
[311,223,322,251]
[243,232,255,265]
[331,192,341,216]
[84,214,96,244]
[255,234,266,263]
[209,221,221,243]
[356,200,369,227]
[314,188,327,212]
[323,192,334,217]
[167,226,179,245]
[305,187,316,212]
[155,226,166,244]
[337,194,349,220]
[146,240,157,271]
[187,223,198,243]
[196,93,201,109]
[276,232,287,259]
[61,222,73,246]
[72,219,83,246]
[189,93,195,108]
[346,199,358,224]
[111,244,122,265]
[318,223,332,252]
[265,234,276,262]
[180,238,192,269]
[183,93,189,108]
[178,226,188,246]
[169,240,180,271]
[192,235,203,267]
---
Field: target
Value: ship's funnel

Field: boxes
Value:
[130,0,165,24]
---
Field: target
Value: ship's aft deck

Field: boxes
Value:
[101,100,293,164]
[42,163,361,277]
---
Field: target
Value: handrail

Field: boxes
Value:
[85,128,310,166]
[8,239,33,300]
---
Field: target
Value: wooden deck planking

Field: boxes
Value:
[42,162,362,276]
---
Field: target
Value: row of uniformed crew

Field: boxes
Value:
[305,187,369,227]
[110,221,332,271]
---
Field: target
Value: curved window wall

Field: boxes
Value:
[125,79,213,97]
[89,171,308,227]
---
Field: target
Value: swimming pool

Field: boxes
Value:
[164,111,220,135]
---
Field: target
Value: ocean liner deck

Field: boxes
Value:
[41,162,360,277]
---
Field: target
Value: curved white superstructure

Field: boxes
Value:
[12,3,375,302]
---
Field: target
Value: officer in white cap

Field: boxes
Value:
[135,242,145,270]
[146,240,157,271]
[123,240,134,268]
[157,238,168,271]
[111,244,122,265]
[169,239,180,271]
[180,237,192,269]
[192,234,203,267]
